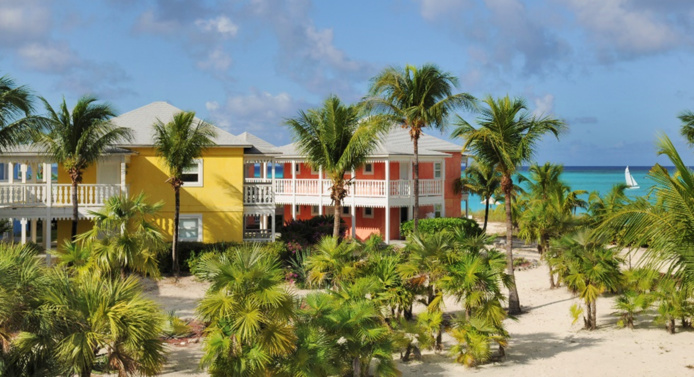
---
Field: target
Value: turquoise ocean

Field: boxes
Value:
[463,166,664,213]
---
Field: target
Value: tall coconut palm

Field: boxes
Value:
[286,95,387,238]
[453,95,566,314]
[152,111,216,277]
[365,64,476,231]
[35,96,133,239]
[0,75,37,150]
[679,110,694,145]
[454,159,501,232]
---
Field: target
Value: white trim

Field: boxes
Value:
[434,162,442,179]
[310,165,319,175]
[434,204,442,218]
[341,206,350,217]
[363,207,374,218]
[311,205,319,216]
[179,214,203,242]
[363,163,374,175]
[294,163,301,174]
[295,205,301,215]
[182,159,203,187]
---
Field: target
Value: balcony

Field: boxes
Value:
[0,183,123,208]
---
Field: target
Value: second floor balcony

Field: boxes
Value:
[0,183,124,208]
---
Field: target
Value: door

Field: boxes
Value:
[399,162,409,180]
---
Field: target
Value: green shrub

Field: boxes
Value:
[400,217,482,238]
[158,241,240,274]
[280,215,345,255]
[185,241,290,277]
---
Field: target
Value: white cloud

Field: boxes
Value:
[561,0,681,58]
[195,16,239,38]
[196,48,233,71]
[415,0,470,21]
[533,94,555,117]
[0,0,51,45]
[17,42,78,73]
[133,9,179,35]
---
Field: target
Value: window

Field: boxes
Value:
[311,205,319,215]
[179,215,202,242]
[363,163,374,175]
[363,207,374,218]
[0,163,7,182]
[434,162,442,179]
[434,204,442,218]
[295,205,301,215]
[294,163,301,174]
[182,159,203,186]
[311,166,319,175]
[341,206,351,216]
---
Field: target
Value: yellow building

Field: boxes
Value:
[0,101,279,250]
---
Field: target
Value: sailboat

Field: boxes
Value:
[625,166,639,189]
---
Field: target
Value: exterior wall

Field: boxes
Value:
[56,147,245,246]
[444,153,462,218]
[57,163,97,184]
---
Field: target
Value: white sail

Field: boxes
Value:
[625,166,639,188]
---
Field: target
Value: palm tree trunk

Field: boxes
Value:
[71,178,79,240]
[483,197,490,232]
[80,368,91,377]
[352,357,361,377]
[591,300,597,330]
[333,200,341,239]
[413,133,420,232]
[172,186,180,278]
[502,176,521,314]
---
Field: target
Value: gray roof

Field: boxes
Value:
[110,101,251,147]
[276,126,462,159]
[236,132,281,155]
[0,144,133,156]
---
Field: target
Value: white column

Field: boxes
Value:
[318,166,323,215]
[261,162,266,179]
[120,158,127,196]
[441,158,446,218]
[20,163,27,183]
[351,168,356,239]
[45,162,52,258]
[385,160,390,244]
[43,216,51,259]
[20,218,27,244]
[291,160,297,220]
[20,163,27,203]
[8,162,13,184]
[271,212,276,241]
[30,219,37,243]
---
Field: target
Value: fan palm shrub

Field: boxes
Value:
[286,95,387,238]
[35,96,133,239]
[365,64,476,231]
[454,95,566,314]
[304,236,363,288]
[153,111,216,277]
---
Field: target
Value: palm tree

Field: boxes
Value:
[35,96,133,239]
[304,236,362,288]
[0,75,37,150]
[365,64,476,231]
[196,244,296,376]
[679,110,694,145]
[286,95,387,238]
[453,95,566,314]
[454,159,501,232]
[152,111,216,277]
[75,192,166,278]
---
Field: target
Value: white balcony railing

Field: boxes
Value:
[244,183,274,205]
[0,183,122,207]
[274,178,442,198]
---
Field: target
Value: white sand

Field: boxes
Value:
[141,226,694,376]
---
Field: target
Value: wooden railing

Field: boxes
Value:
[274,179,443,198]
[0,184,122,207]
[243,183,274,205]
[243,229,274,241]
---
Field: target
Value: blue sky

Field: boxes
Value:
[2,0,694,166]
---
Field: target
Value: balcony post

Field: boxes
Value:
[43,216,51,261]
[20,218,27,245]
[120,157,127,196]
[351,168,356,239]
[291,160,296,220]
[318,166,323,215]
[8,162,13,184]
[385,160,390,244]
[441,158,446,217]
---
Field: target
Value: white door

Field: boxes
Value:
[399,161,409,180]
[97,159,121,184]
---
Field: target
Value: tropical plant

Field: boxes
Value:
[449,315,509,367]
[153,111,216,277]
[196,244,296,376]
[365,64,476,232]
[454,95,567,314]
[15,271,166,377]
[679,109,694,145]
[400,216,482,238]
[654,278,694,334]
[455,159,501,232]
[614,268,658,329]
[0,74,37,150]
[304,236,363,288]
[550,231,623,330]
[35,96,133,239]
[75,192,165,278]
[286,95,387,238]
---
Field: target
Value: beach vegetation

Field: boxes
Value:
[455,158,501,232]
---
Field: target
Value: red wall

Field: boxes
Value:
[444,153,462,217]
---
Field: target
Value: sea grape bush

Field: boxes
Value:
[401,217,482,238]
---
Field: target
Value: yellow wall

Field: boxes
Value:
[57,163,97,184]
[56,147,246,245]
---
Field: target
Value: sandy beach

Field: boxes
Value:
[142,223,694,377]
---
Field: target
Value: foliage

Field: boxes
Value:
[365,63,477,232]
[34,95,133,239]
[400,217,482,238]
[285,95,388,238]
[455,159,502,232]
[280,215,344,256]
[162,311,193,339]
[196,244,296,376]
[549,231,623,330]
[654,278,694,334]
[152,110,217,277]
[159,241,239,274]
[614,268,658,329]
[454,94,567,314]
[0,74,38,151]
[304,236,363,288]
